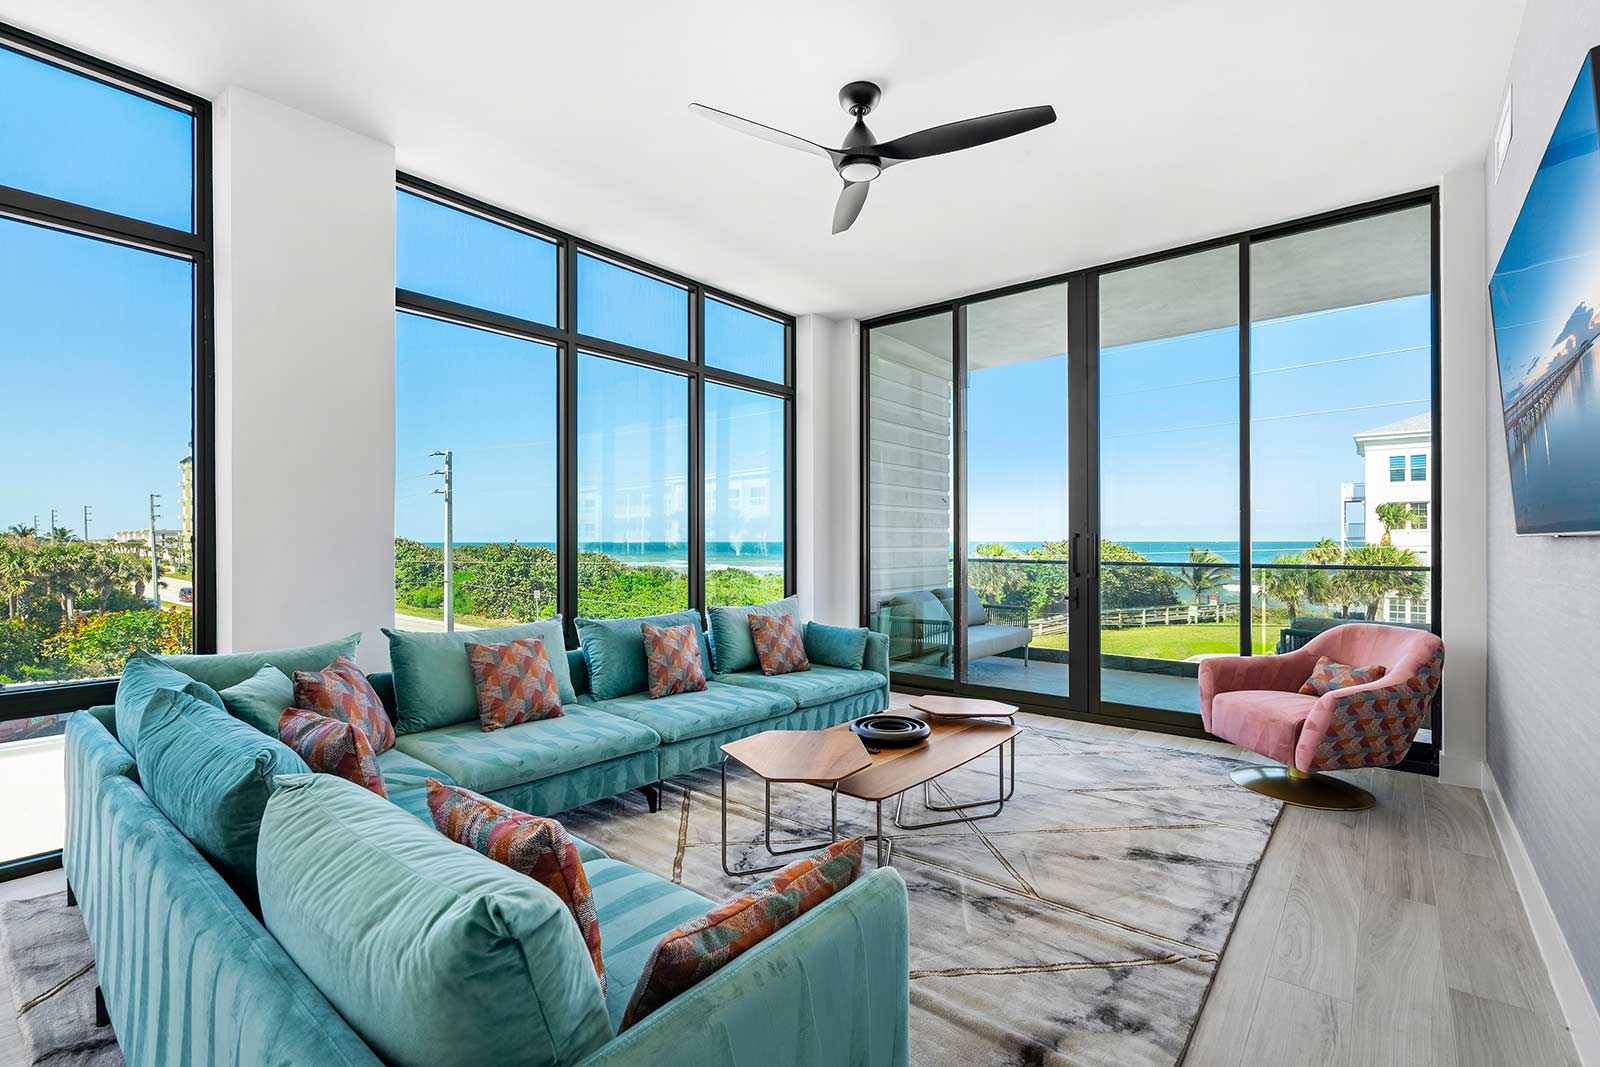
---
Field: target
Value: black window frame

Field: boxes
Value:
[0,22,215,724]
[394,174,796,644]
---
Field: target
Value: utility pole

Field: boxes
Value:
[148,494,161,609]
[431,450,454,633]
[49,508,57,538]
[82,504,92,541]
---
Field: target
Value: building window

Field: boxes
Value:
[1389,456,1406,482]
[395,179,793,633]
[1,30,211,866]
[1410,502,1429,530]
[1411,453,1427,481]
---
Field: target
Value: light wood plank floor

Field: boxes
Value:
[0,719,1581,1067]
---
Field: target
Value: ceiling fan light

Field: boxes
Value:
[840,159,881,183]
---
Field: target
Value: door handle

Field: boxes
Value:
[1071,533,1081,579]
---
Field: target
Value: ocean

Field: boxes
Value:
[421,541,786,573]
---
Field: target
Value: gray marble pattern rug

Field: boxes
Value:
[0,893,120,1067]
[561,714,1282,1067]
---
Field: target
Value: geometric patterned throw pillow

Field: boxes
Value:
[641,622,707,699]
[425,779,604,993]
[1298,655,1387,697]
[291,655,395,754]
[621,836,862,1029]
[277,708,388,797]
[467,637,564,731]
[749,613,810,677]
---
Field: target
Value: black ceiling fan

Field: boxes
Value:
[689,81,1056,234]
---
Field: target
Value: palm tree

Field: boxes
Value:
[1331,543,1425,621]
[49,526,77,544]
[1175,548,1232,610]
[1304,538,1343,565]
[4,523,37,538]
[1258,552,1331,625]
[1374,502,1414,545]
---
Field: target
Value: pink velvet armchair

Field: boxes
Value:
[1198,623,1444,810]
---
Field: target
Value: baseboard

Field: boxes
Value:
[1437,753,1484,787]
[1481,763,1600,1065]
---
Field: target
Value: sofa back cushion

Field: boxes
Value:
[802,622,870,670]
[933,586,989,627]
[257,775,613,1067]
[383,619,575,734]
[577,610,710,701]
[706,597,799,674]
[136,688,309,897]
[159,632,361,692]
[114,650,226,758]
[219,664,295,736]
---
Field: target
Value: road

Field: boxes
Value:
[392,613,480,633]
[156,575,193,609]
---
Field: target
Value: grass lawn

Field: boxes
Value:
[392,601,531,630]
[1030,620,1276,658]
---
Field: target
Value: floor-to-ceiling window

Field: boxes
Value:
[0,28,211,874]
[394,179,794,635]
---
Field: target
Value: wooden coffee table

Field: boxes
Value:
[720,712,1020,873]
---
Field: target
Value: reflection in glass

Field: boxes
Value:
[705,384,786,607]
[1097,245,1240,714]
[866,312,955,680]
[393,313,560,629]
[0,45,194,230]
[577,254,689,359]
[397,191,559,326]
[577,354,690,617]
[963,283,1070,697]
[704,296,785,382]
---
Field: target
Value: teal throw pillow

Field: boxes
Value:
[577,610,710,701]
[382,618,574,734]
[114,649,226,757]
[706,597,800,674]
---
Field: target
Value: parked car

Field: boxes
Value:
[179,586,193,603]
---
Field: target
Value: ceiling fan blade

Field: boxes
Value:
[832,181,870,234]
[689,103,839,161]
[872,105,1056,165]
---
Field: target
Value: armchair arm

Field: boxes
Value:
[577,868,910,1067]
[1197,649,1319,731]
[1297,647,1444,772]
[863,631,890,710]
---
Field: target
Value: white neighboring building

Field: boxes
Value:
[1352,413,1431,623]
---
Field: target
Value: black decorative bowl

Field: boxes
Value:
[849,714,930,748]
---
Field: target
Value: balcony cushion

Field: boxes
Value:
[257,774,613,1067]
[114,650,226,757]
[965,623,1035,661]
[1209,689,1319,767]
[586,680,791,743]
[584,856,715,1032]
[383,619,576,735]
[391,706,659,794]
[714,665,887,710]
[160,631,361,693]
[577,611,712,701]
[933,585,989,626]
[706,597,799,674]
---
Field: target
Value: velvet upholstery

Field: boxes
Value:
[113,650,225,757]
[714,665,888,709]
[705,597,800,674]
[376,745,454,822]
[160,632,361,692]
[383,619,575,733]
[585,680,790,743]
[577,610,711,701]
[1199,623,1444,772]
[219,665,296,736]
[802,622,870,670]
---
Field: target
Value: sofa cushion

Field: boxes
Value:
[965,623,1035,661]
[706,597,799,674]
[750,614,810,676]
[137,688,309,895]
[391,706,660,794]
[383,619,576,734]
[160,632,360,692]
[578,610,711,701]
[621,837,863,1029]
[257,774,613,1067]
[278,709,387,797]
[642,622,708,698]
[469,637,565,730]
[376,746,450,822]
[427,780,605,993]
[586,680,791,744]
[293,655,395,754]
[219,664,294,736]
[114,650,226,757]
[802,622,869,670]
[584,856,716,1032]
[713,665,887,710]
[1209,690,1318,767]
[933,585,989,626]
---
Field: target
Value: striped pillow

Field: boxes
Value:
[277,708,387,797]
[467,637,564,731]
[621,836,862,1029]
[425,779,604,993]
[1299,656,1386,697]
[292,655,395,754]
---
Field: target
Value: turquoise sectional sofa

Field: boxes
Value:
[62,613,906,1067]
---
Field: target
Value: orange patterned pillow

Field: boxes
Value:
[749,613,809,676]
[292,655,394,754]
[277,708,387,797]
[425,779,604,992]
[467,637,564,731]
[641,622,707,699]
[1299,655,1386,696]
[621,837,862,1029]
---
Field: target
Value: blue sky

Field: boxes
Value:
[1490,54,1600,401]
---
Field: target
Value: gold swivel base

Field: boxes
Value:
[1230,765,1376,811]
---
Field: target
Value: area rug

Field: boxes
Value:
[0,893,121,1067]
[559,714,1282,1067]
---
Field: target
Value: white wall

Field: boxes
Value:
[795,314,860,626]
[213,88,397,672]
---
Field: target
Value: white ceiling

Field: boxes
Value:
[2,0,1522,320]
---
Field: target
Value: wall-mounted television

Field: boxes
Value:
[1490,46,1600,536]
